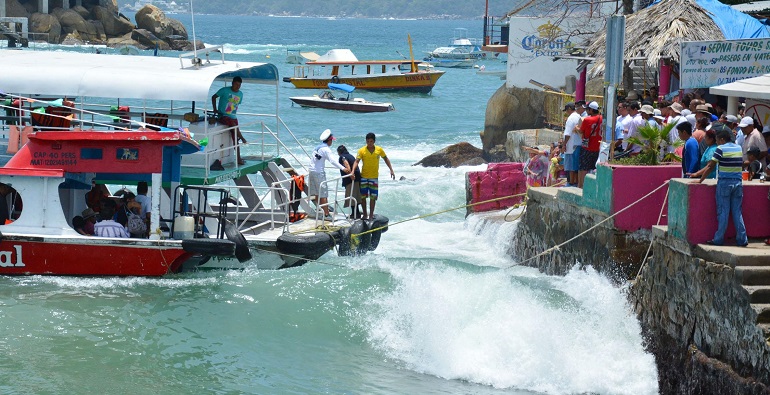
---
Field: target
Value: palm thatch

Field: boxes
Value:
[587,0,723,77]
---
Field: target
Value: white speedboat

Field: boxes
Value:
[0,47,388,275]
[290,83,395,112]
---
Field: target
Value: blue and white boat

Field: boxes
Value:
[290,83,395,112]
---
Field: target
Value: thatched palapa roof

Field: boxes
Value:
[586,0,724,77]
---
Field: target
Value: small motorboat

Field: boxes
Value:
[290,83,395,113]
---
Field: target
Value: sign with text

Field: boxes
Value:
[680,38,770,89]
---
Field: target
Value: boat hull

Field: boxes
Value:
[0,236,194,276]
[287,71,444,93]
[289,97,394,112]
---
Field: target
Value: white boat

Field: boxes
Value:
[423,47,476,68]
[290,83,395,112]
[0,47,388,275]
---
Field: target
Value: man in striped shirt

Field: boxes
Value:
[690,125,747,246]
[94,199,130,238]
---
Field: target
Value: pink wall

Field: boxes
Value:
[610,165,681,231]
[467,163,526,213]
[686,181,770,244]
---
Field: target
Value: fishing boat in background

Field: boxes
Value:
[0,48,389,275]
[283,48,445,93]
[290,83,395,112]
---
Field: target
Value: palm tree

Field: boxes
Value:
[626,122,680,165]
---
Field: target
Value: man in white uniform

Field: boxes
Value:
[308,129,348,219]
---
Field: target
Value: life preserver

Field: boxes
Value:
[181,238,236,257]
[276,232,334,259]
[331,75,340,83]
[224,220,252,263]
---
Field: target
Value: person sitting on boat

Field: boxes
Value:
[337,145,362,219]
[0,183,13,224]
[85,178,109,213]
[309,129,348,220]
[72,216,90,236]
[94,199,129,238]
[211,76,247,166]
[81,208,97,235]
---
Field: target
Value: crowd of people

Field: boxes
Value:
[73,180,151,238]
[555,90,768,247]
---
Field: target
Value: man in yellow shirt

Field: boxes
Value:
[352,132,395,219]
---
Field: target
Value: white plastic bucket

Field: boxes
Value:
[173,216,195,239]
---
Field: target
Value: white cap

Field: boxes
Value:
[319,128,334,141]
[588,101,600,110]
[738,116,754,128]
[763,125,770,134]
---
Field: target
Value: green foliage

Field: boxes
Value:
[612,122,681,166]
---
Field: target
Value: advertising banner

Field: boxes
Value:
[680,38,770,89]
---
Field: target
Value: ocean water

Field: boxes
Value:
[0,16,658,394]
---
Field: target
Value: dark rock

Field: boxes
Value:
[459,157,487,167]
[55,8,98,41]
[485,144,509,163]
[71,5,91,19]
[92,5,134,36]
[414,142,484,168]
[29,12,61,43]
[6,0,29,18]
[167,19,188,40]
[131,29,170,50]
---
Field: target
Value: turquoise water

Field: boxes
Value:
[0,16,658,394]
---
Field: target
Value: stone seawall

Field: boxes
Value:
[512,186,651,284]
[506,183,770,393]
[632,227,770,394]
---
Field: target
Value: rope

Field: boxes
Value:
[636,184,670,279]
[509,180,670,268]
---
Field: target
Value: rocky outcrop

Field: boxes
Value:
[28,12,61,43]
[481,83,546,159]
[135,5,173,38]
[92,5,134,37]
[414,142,486,167]
[3,1,196,51]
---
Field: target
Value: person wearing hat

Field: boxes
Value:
[309,129,348,220]
[562,102,582,186]
[337,145,362,219]
[577,101,603,188]
[639,104,657,129]
[81,208,97,235]
[352,132,395,219]
[739,116,767,167]
[690,126,747,247]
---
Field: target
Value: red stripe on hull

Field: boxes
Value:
[0,241,194,276]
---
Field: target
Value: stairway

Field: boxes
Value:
[733,255,770,342]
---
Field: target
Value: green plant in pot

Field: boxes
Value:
[614,122,681,165]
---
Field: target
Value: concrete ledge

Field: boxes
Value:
[695,243,770,267]
[556,186,582,206]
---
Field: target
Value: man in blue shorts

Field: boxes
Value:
[352,133,395,219]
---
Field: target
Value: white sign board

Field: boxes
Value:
[746,98,770,128]
[680,38,770,89]
[506,17,578,90]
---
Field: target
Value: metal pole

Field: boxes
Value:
[604,15,625,149]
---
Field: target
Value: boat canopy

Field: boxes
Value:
[0,50,279,102]
[710,75,770,100]
[328,83,355,93]
[315,49,359,63]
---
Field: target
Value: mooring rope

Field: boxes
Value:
[509,180,671,269]
[636,184,670,279]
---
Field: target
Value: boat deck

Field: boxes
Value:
[180,156,282,185]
